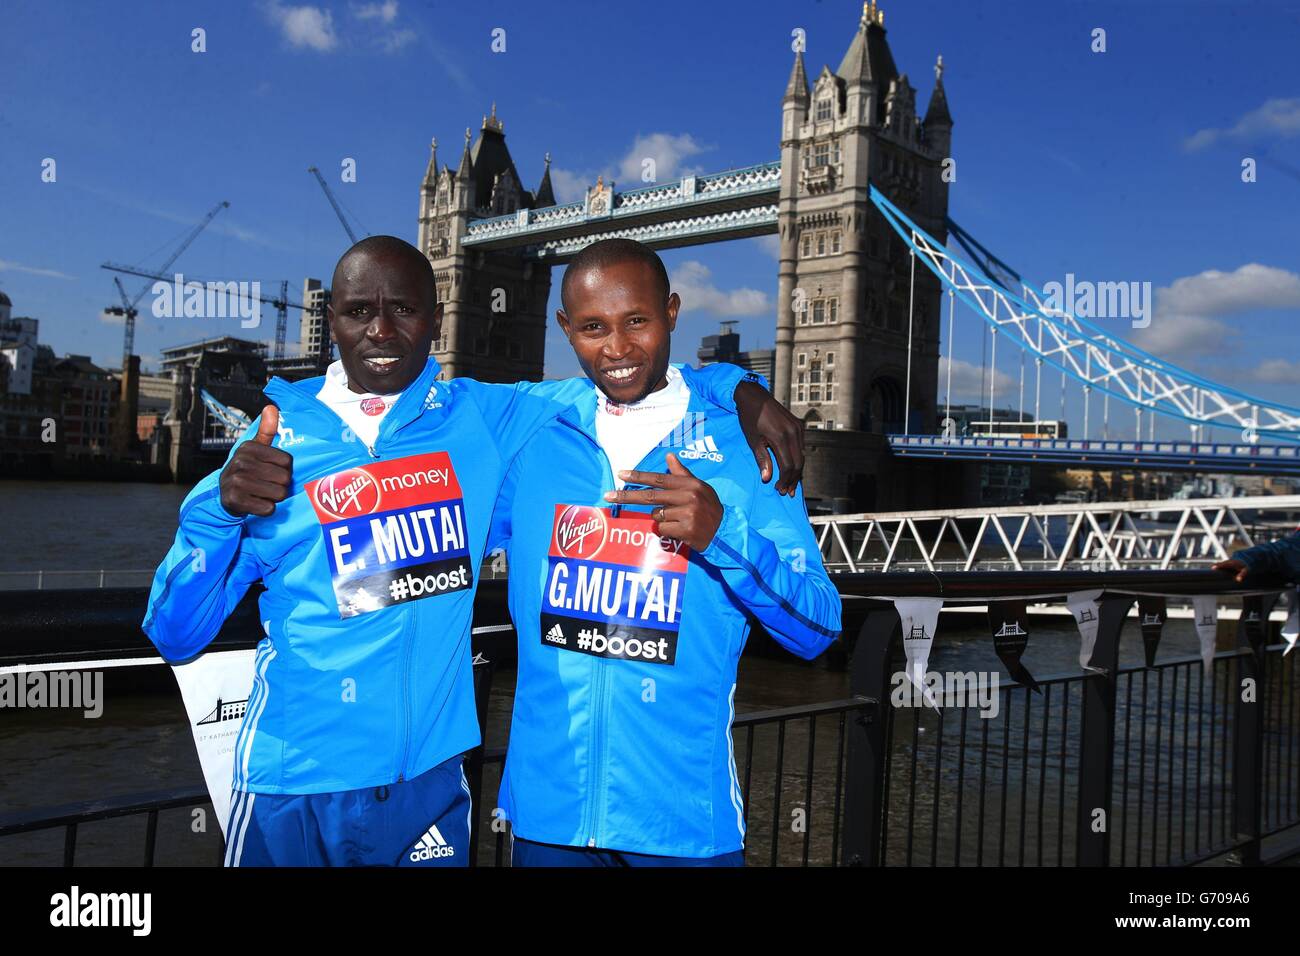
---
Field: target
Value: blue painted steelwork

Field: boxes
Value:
[869,185,1300,443]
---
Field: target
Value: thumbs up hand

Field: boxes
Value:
[219,404,294,518]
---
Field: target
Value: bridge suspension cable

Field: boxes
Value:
[870,185,1300,443]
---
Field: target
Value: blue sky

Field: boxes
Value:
[1,0,1298,441]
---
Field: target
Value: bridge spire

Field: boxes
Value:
[784,48,809,105]
[422,137,439,191]
[923,54,953,138]
[838,0,898,87]
[534,152,556,208]
[456,127,473,181]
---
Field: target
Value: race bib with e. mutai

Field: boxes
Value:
[541,505,688,665]
[305,452,473,619]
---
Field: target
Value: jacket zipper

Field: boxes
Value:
[264,364,440,786]
[577,432,617,848]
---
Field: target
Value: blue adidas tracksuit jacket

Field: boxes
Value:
[142,356,749,798]
[488,366,843,857]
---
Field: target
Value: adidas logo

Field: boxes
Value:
[410,824,456,861]
[678,435,724,463]
[544,623,567,646]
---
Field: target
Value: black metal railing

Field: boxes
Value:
[833,570,1299,866]
[1,571,1296,866]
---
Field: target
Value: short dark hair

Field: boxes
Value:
[333,235,438,303]
[561,238,670,311]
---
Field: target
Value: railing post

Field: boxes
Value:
[842,606,898,866]
[1075,595,1132,866]
[1232,593,1276,865]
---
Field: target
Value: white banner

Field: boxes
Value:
[1191,595,1219,675]
[895,597,944,708]
[170,649,257,839]
[1066,590,1103,670]
[1283,589,1299,657]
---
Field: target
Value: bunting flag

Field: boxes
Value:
[1066,589,1104,670]
[170,649,258,839]
[1282,589,1299,657]
[1137,595,1167,668]
[1191,595,1219,676]
[894,597,944,709]
[1240,595,1267,653]
[988,600,1038,692]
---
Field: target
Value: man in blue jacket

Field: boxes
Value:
[489,238,843,866]
[142,236,801,867]
[1215,530,1300,583]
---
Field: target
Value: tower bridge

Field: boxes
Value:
[196,2,1300,508]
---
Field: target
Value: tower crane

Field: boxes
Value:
[308,166,366,244]
[102,200,229,370]
[101,263,321,365]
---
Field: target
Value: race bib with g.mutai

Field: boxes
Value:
[541,505,688,665]
[305,452,473,618]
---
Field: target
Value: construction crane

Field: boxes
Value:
[308,166,365,244]
[102,200,229,370]
[101,263,328,368]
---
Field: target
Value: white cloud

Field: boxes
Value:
[352,0,398,22]
[1156,263,1300,317]
[755,235,781,259]
[266,2,338,52]
[548,167,594,205]
[548,131,711,206]
[1250,358,1300,385]
[616,133,710,184]
[1123,263,1300,360]
[669,261,769,317]
[0,259,76,280]
[937,356,1014,402]
[1129,313,1236,360]
[379,27,416,52]
[1184,97,1300,151]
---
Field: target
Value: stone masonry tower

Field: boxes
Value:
[774,1,952,437]
[417,104,557,382]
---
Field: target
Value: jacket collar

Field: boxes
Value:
[262,355,446,435]
[555,363,729,440]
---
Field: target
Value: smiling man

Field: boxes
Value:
[142,236,801,867]
[489,239,843,866]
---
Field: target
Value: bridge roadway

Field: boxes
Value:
[888,434,1300,476]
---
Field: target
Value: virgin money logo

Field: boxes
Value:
[554,506,607,560]
[315,468,381,520]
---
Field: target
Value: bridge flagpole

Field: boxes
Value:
[944,287,955,428]
[904,249,916,435]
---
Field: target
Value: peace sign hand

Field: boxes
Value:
[604,453,724,552]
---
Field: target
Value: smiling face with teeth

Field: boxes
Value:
[328,237,442,396]
[557,255,679,406]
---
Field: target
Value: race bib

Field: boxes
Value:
[541,505,688,665]
[305,452,474,618]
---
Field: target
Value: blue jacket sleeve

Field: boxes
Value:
[1235,530,1300,581]
[486,450,522,554]
[455,376,594,464]
[697,479,842,660]
[141,423,267,663]
[462,363,758,464]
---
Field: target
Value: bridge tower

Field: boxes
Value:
[417,105,556,382]
[775,1,951,448]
